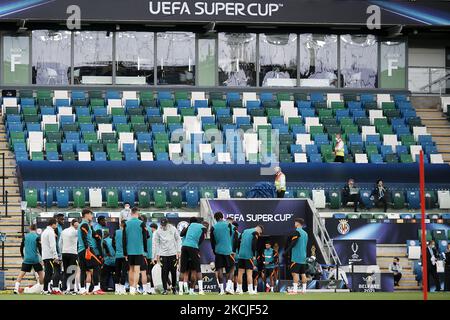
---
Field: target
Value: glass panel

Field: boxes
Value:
[218,33,256,87]
[340,34,378,88]
[157,32,195,85]
[73,31,113,85]
[430,68,446,93]
[408,67,430,93]
[32,30,71,85]
[3,35,30,85]
[259,34,297,87]
[116,32,154,85]
[198,38,216,86]
[300,34,337,87]
[380,41,406,89]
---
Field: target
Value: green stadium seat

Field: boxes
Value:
[25,189,38,208]
[106,189,119,208]
[62,152,76,161]
[360,213,373,219]
[109,152,123,161]
[432,229,446,241]
[392,191,405,209]
[373,213,387,219]
[175,91,189,100]
[329,190,341,209]
[152,212,165,219]
[73,188,86,208]
[170,189,183,208]
[138,189,151,208]
[31,152,44,161]
[153,189,167,208]
[400,154,413,163]
[418,229,432,242]
[200,188,215,199]
[296,189,311,199]
[67,212,82,219]
[346,213,359,219]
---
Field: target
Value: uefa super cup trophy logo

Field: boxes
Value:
[351,242,359,260]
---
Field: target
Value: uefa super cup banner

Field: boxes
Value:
[207,199,313,235]
[333,239,377,266]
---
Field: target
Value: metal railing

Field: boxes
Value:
[309,199,341,267]
[409,66,450,95]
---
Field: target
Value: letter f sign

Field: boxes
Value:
[388,59,398,77]
[11,54,21,72]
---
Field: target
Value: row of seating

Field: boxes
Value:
[331,213,450,220]
[24,187,450,210]
[4,89,443,163]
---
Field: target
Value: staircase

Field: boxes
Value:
[0,121,34,289]
[412,95,450,163]
[377,244,419,291]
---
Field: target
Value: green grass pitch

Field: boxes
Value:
[0,292,449,300]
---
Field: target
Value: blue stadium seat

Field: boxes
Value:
[46,151,59,161]
[438,240,448,253]
[359,190,374,209]
[125,152,138,161]
[71,91,85,100]
[122,144,135,153]
[125,99,139,108]
[94,152,107,161]
[297,101,312,109]
[41,107,55,115]
[360,94,374,103]
[310,92,324,102]
[246,100,261,109]
[156,152,169,161]
[106,90,120,99]
[366,135,381,146]
[347,101,362,110]
[166,212,179,218]
[95,212,110,218]
[299,108,315,117]
[76,143,88,152]
[216,108,230,117]
[396,145,408,155]
[260,92,273,102]
[333,213,346,219]
[290,144,303,154]
[194,100,208,109]
[157,91,171,101]
[121,189,135,205]
[226,92,240,102]
[61,143,74,153]
[400,213,413,219]
[55,99,70,107]
[56,189,69,208]
[352,110,366,119]
[186,189,199,208]
[369,154,383,164]
[441,213,450,219]
[40,188,54,208]
[406,190,421,209]
[13,142,26,152]
[291,125,306,135]
[309,154,322,163]
[15,151,29,161]
[305,144,319,155]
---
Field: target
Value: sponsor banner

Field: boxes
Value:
[207,199,312,235]
[346,272,394,292]
[327,219,450,244]
[1,0,450,25]
[201,272,220,293]
[333,239,377,266]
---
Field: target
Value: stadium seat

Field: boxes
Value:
[346,213,359,219]
[296,189,311,199]
[39,188,54,208]
[138,189,151,208]
[56,189,69,208]
[170,189,182,208]
[73,188,86,208]
[329,190,341,209]
[359,190,374,209]
[200,188,215,199]
[437,190,450,209]
[186,189,199,208]
[121,189,135,206]
[392,191,405,209]
[153,189,167,208]
[312,189,326,209]
[89,188,103,207]
[106,189,119,208]
[332,213,346,219]
[432,230,446,241]
[406,190,421,209]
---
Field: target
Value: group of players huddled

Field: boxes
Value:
[15,207,308,295]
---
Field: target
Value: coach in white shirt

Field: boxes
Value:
[41,218,60,293]
[59,219,80,292]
